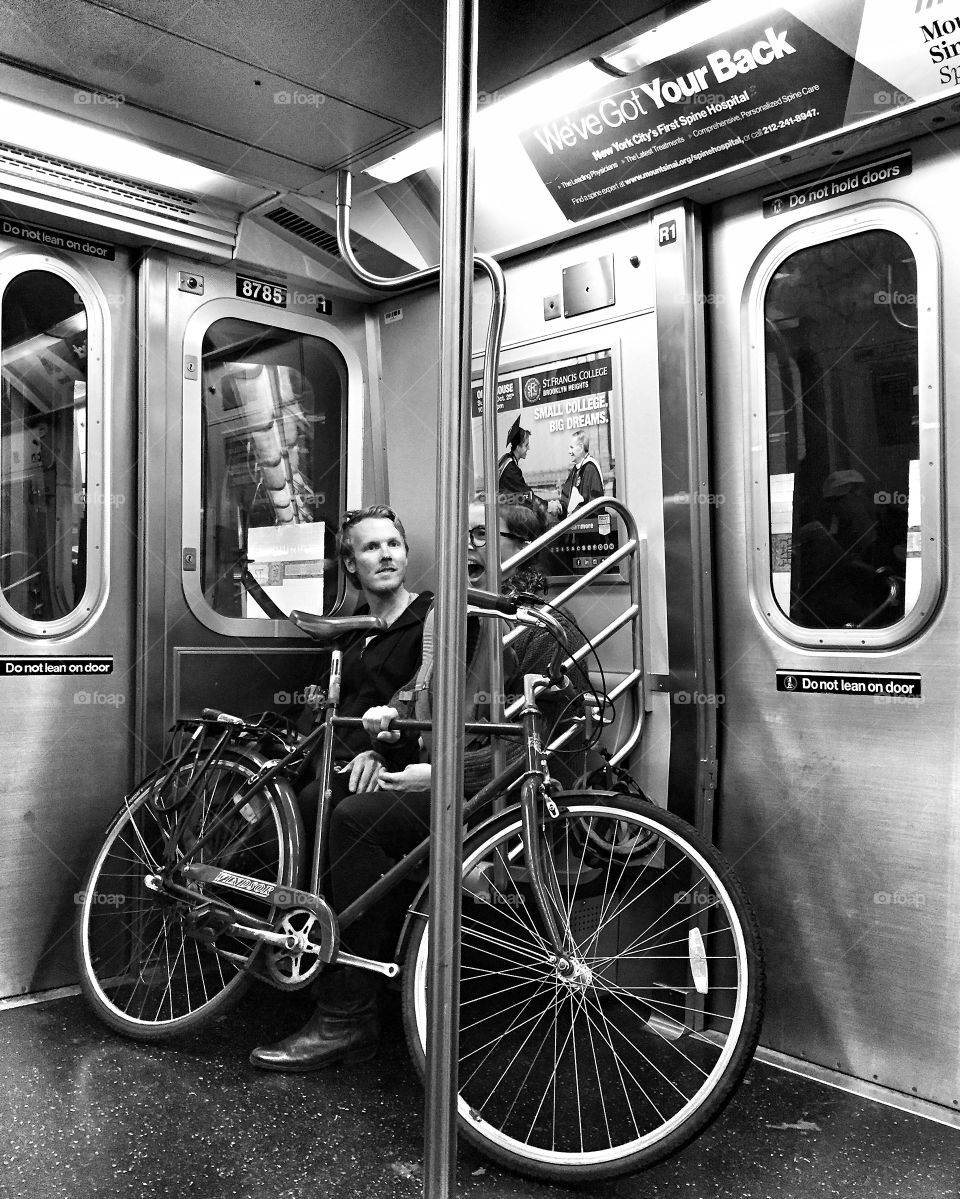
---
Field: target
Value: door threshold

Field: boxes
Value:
[0,984,80,1012]
[756,1045,960,1129]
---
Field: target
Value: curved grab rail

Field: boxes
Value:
[336,168,509,764]
[335,175,647,773]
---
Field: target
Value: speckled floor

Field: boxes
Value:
[0,987,956,1199]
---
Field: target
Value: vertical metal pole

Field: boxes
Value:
[423,1,476,1196]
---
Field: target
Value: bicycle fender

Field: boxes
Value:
[162,744,305,889]
[392,789,658,963]
[393,801,530,965]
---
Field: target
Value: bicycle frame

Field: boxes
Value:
[145,617,579,981]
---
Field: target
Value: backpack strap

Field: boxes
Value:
[412,606,436,740]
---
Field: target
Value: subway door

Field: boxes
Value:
[707,139,959,1112]
[0,238,137,996]
[137,257,370,775]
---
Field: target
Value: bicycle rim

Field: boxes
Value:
[75,757,296,1038]
[403,796,764,1182]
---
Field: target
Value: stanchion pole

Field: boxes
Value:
[422,1,477,1196]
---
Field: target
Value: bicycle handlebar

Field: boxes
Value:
[465,586,518,615]
[201,708,246,725]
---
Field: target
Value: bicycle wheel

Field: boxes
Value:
[401,793,764,1183]
[75,750,302,1040]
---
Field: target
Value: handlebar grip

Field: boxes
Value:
[466,587,518,615]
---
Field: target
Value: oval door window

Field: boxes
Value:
[200,317,347,618]
[764,230,920,630]
[1,270,91,626]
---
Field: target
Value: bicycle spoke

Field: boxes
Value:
[77,756,293,1036]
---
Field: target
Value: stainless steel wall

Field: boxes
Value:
[707,127,960,1113]
[0,242,137,997]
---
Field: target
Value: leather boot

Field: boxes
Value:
[249,969,380,1072]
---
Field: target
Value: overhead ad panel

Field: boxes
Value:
[517,1,956,221]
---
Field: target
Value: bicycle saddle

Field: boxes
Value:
[289,610,386,641]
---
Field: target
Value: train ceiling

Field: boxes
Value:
[0,0,671,194]
[4,1,956,287]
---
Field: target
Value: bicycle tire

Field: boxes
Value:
[74,749,302,1041]
[401,793,764,1184]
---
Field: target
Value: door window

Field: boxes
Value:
[0,268,101,633]
[199,317,346,619]
[755,212,940,645]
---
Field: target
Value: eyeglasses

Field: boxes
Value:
[468,526,528,549]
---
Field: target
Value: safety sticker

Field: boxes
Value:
[776,670,920,698]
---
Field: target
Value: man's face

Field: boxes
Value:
[344,517,408,596]
[516,433,530,461]
[569,438,585,465]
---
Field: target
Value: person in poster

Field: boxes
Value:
[497,416,546,516]
[549,430,604,520]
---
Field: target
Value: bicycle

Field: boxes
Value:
[74,586,764,1184]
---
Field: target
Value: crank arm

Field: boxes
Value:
[336,951,399,979]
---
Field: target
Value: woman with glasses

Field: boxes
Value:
[252,501,586,1073]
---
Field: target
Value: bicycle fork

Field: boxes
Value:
[516,674,576,969]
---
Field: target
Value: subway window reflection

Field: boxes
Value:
[1,271,89,624]
[764,230,919,629]
[200,318,346,618]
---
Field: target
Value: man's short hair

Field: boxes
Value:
[337,504,408,588]
[571,430,590,451]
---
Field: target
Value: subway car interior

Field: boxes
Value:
[0,0,958,1195]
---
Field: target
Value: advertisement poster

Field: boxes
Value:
[517,1,949,223]
[472,350,618,576]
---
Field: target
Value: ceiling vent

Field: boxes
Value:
[263,207,341,258]
[0,141,237,259]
